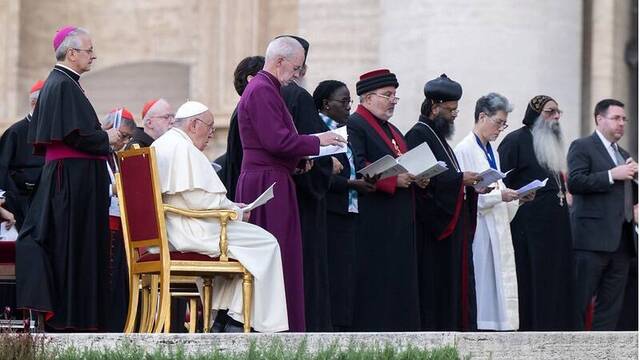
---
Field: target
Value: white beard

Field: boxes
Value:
[531,116,567,173]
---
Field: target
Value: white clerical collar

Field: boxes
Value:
[55,63,81,77]
[595,128,615,149]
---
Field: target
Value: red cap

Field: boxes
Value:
[30,80,45,94]
[141,99,159,120]
[359,69,391,81]
[121,108,134,121]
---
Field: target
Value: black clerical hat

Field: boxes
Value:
[356,69,399,96]
[424,74,462,102]
[522,95,556,126]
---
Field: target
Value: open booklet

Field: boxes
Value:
[309,126,348,159]
[358,142,448,180]
[516,178,548,198]
[0,223,18,241]
[473,168,513,191]
[242,182,276,212]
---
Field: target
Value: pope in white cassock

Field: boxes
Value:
[151,101,288,332]
[454,93,533,331]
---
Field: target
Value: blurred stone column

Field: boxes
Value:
[0,0,21,131]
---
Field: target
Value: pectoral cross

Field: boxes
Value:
[557,190,565,207]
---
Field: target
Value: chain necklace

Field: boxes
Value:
[553,171,565,207]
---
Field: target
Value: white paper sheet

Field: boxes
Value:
[473,168,513,190]
[242,182,276,212]
[358,142,448,180]
[309,126,348,158]
[0,222,18,241]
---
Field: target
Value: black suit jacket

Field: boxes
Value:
[567,131,638,252]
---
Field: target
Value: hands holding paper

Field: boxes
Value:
[317,131,347,147]
[236,203,251,221]
[463,171,482,187]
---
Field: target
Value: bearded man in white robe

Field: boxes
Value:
[455,93,535,330]
[151,101,288,333]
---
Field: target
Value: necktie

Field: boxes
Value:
[612,143,633,222]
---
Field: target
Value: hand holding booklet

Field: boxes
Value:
[358,142,448,180]
[516,178,548,198]
[241,182,276,212]
[310,126,348,158]
[0,222,18,241]
[473,168,513,190]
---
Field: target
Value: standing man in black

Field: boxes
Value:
[568,99,638,330]
[405,74,481,331]
[16,26,117,331]
[280,35,334,332]
[0,80,45,230]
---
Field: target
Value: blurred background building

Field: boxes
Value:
[0,0,636,156]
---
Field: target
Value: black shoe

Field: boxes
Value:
[222,317,245,333]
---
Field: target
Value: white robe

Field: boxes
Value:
[151,128,288,332]
[454,132,519,330]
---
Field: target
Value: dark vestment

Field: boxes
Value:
[405,119,478,331]
[125,127,154,149]
[0,115,44,230]
[325,148,357,330]
[347,105,421,331]
[281,82,333,332]
[16,65,111,331]
[218,108,243,201]
[498,125,573,331]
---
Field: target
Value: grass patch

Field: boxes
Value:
[0,336,460,360]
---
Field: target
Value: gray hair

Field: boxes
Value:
[55,27,89,61]
[265,37,302,63]
[474,92,513,123]
[29,90,40,103]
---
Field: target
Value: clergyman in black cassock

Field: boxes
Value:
[405,74,479,331]
[497,95,573,330]
[16,27,112,331]
[0,81,45,230]
[348,69,421,331]
[282,79,334,332]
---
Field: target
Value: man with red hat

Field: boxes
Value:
[16,26,118,331]
[0,80,45,230]
[347,68,423,331]
[126,98,174,149]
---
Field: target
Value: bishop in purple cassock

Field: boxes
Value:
[235,36,344,332]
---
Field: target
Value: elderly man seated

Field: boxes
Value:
[151,101,288,333]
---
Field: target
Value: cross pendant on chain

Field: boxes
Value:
[557,190,565,207]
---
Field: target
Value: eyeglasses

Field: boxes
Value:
[117,129,133,142]
[283,58,303,72]
[372,93,400,103]
[603,115,628,123]
[491,118,509,130]
[72,48,94,55]
[196,118,216,135]
[438,105,459,116]
[329,98,353,106]
[542,108,563,116]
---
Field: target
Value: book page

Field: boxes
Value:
[516,178,548,197]
[397,142,448,179]
[474,168,513,190]
[358,155,402,178]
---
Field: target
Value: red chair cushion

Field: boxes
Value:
[0,241,15,264]
[138,251,239,263]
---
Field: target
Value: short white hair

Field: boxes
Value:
[265,37,303,63]
[55,27,90,61]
